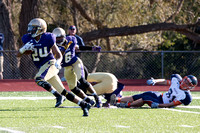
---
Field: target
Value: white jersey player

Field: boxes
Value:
[110,74,197,108]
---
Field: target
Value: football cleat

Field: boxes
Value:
[90,100,95,106]
[94,99,102,108]
[82,103,91,117]
[110,94,117,105]
[116,102,128,108]
[102,102,110,108]
[55,96,66,107]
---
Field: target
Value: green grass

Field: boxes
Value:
[0,91,200,133]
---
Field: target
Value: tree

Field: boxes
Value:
[0,0,16,50]
[18,0,40,79]
[71,0,200,50]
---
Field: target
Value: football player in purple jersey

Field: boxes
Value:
[110,74,197,108]
[52,27,102,108]
[17,18,91,116]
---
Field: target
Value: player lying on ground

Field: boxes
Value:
[110,74,197,108]
[85,72,124,107]
[52,27,102,108]
[17,18,91,116]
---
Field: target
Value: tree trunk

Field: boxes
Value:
[18,0,40,79]
[0,0,16,50]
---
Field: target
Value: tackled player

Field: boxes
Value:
[110,74,197,109]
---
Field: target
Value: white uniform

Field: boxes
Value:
[162,76,192,106]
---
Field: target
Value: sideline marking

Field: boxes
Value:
[115,125,130,128]
[0,127,25,133]
[180,125,194,128]
[193,97,200,99]
[0,97,54,100]
[52,126,65,129]
[0,96,199,100]
[178,106,200,109]
[163,108,200,114]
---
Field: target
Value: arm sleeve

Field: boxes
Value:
[21,34,30,44]
[76,35,85,46]
[49,33,56,48]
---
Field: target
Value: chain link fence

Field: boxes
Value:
[1,50,200,79]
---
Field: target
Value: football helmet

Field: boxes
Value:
[180,75,198,90]
[52,27,66,45]
[27,18,47,38]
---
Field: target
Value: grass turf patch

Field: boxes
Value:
[0,91,200,133]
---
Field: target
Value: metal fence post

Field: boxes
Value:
[161,51,164,78]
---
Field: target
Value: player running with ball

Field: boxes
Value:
[17,18,91,116]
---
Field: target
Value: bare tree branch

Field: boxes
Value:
[165,0,184,22]
[70,0,104,29]
[81,22,200,43]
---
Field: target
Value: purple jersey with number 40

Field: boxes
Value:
[22,33,56,68]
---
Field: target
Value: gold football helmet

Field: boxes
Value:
[27,18,47,38]
[52,27,66,45]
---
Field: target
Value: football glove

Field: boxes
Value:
[92,46,101,52]
[151,102,159,108]
[19,42,34,54]
[55,60,62,70]
[147,77,156,86]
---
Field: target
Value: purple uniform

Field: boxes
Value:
[22,33,56,68]
[61,36,78,67]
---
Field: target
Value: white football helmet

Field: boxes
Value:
[52,27,66,45]
[27,18,47,38]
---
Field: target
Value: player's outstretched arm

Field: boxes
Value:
[147,78,171,85]
[151,101,180,108]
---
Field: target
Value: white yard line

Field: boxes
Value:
[0,127,25,133]
[178,106,200,109]
[193,97,200,99]
[162,108,200,114]
[0,97,54,100]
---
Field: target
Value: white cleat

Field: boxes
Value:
[110,94,117,105]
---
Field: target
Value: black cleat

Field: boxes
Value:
[82,103,91,117]
[55,96,66,107]
[94,98,102,108]
[90,100,95,106]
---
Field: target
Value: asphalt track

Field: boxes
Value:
[0,79,200,92]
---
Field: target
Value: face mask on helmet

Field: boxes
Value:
[180,75,198,90]
[27,25,42,38]
[27,18,47,38]
[56,36,66,46]
[52,27,66,46]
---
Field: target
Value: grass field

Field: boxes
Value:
[0,91,200,133]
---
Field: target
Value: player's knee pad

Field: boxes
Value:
[71,87,81,95]
[35,77,51,91]
[77,82,86,93]
[78,77,90,89]
[61,89,68,96]
[66,91,75,101]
